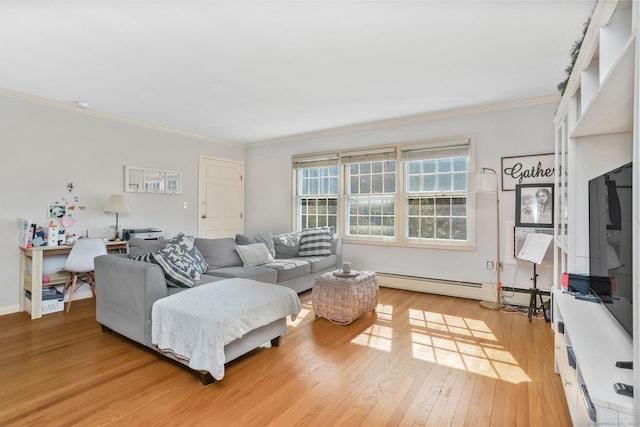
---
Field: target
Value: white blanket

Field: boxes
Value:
[151,278,301,380]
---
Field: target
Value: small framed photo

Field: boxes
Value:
[515,183,554,228]
[48,204,66,219]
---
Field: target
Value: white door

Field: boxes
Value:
[198,156,244,238]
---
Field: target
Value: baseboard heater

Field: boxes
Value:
[376,272,481,287]
[375,272,488,301]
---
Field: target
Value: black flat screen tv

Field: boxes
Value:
[588,162,633,336]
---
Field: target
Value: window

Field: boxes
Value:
[294,157,339,230]
[346,159,396,237]
[292,138,472,247]
[403,146,470,242]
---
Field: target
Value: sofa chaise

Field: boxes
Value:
[94,228,340,383]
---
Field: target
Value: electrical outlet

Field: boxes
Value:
[183,202,188,209]
[486,261,494,270]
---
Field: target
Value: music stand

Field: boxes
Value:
[516,233,553,322]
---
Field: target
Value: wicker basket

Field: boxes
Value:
[312,271,378,324]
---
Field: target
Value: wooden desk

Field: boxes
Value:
[19,241,128,319]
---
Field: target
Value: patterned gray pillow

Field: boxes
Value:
[166,233,208,274]
[130,251,196,288]
[129,233,208,288]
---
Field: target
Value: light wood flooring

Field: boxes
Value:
[0,287,571,426]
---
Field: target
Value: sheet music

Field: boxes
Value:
[517,233,553,264]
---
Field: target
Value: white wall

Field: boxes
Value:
[0,91,560,315]
[0,91,245,314]
[244,101,559,292]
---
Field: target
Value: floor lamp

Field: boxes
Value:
[468,168,504,310]
[104,194,130,241]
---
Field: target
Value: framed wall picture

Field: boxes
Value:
[515,183,554,228]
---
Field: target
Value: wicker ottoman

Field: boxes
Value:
[312,270,379,325]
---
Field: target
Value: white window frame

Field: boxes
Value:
[291,136,476,250]
[342,147,397,240]
[292,155,339,232]
[402,142,471,244]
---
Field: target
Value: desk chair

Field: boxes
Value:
[62,238,107,312]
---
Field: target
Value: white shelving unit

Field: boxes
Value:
[555,293,634,424]
[553,0,638,424]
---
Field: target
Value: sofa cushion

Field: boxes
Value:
[273,231,301,258]
[235,243,274,267]
[194,237,243,270]
[130,250,197,288]
[206,266,277,283]
[127,238,165,257]
[262,259,311,282]
[236,232,276,257]
[165,233,208,274]
[296,254,337,273]
[298,227,333,256]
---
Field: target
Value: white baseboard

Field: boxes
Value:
[376,273,540,307]
[0,304,20,316]
[376,273,488,300]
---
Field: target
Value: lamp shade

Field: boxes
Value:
[104,194,130,214]
[467,171,498,193]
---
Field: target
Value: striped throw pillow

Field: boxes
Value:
[298,227,333,256]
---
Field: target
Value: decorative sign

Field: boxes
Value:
[501,153,555,191]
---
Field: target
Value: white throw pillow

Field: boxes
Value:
[235,243,274,267]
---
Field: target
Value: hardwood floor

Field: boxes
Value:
[0,287,571,426]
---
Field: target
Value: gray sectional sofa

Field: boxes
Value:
[120,230,341,293]
[94,229,340,383]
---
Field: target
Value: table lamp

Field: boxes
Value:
[104,193,130,241]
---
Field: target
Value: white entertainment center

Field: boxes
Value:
[553,0,638,424]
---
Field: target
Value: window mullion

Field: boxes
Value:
[394,152,404,242]
[295,138,472,246]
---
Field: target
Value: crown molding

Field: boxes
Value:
[250,94,560,147]
[0,87,242,148]
[1,86,559,149]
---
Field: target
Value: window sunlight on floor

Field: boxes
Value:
[346,304,531,384]
[350,303,394,351]
[351,324,393,352]
[409,309,531,383]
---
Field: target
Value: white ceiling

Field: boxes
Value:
[0,0,595,144]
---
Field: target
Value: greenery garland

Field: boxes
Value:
[557,17,592,95]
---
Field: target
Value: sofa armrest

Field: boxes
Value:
[95,255,168,347]
[333,236,342,266]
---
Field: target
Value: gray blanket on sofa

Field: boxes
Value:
[151,278,301,380]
